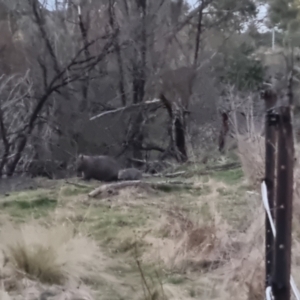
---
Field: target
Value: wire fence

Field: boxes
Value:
[262,85,295,300]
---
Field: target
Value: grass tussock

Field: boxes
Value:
[0,222,102,285]
[217,209,265,300]
[0,277,94,300]
[141,175,268,300]
[236,134,265,187]
[0,290,11,300]
[145,203,232,273]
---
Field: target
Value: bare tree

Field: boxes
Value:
[3,0,119,176]
[0,0,265,177]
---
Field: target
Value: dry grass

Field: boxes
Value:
[217,204,265,300]
[225,89,265,187]
[236,134,265,187]
[152,203,230,269]
[135,170,269,300]
[2,278,94,300]
[0,290,11,300]
[0,222,102,285]
[2,146,300,300]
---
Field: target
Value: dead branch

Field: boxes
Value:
[88,180,142,197]
[89,99,161,121]
[128,158,147,164]
[138,143,165,153]
[152,171,186,178]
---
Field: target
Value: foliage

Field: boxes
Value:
[205,0,258,31]
[267,0,299,30]
[217,42,265,91]
[267,0,300,46]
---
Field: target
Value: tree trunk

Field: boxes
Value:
[129,0,147,163]
[218,112,229,152]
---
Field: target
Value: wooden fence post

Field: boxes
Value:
[263,90,279,289]
[272,105,294,300]
[265,108,278,287]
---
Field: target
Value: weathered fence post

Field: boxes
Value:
[272,105,294,300]
[262,90,278,289]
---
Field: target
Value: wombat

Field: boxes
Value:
[118,168,143,181]
[76,154,120,182]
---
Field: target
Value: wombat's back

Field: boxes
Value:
[118,168,142,181]
[77,155,120,182]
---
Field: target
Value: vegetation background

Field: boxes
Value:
[0,0,299,299]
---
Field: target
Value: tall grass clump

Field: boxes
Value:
[147,202,232,273]
[0,222,101,285]
[236,133,265,187]
[228,91,265,187]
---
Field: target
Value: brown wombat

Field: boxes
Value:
[118,168,143,181]
[76,154,120,182]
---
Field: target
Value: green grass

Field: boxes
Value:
[212,168,244,185]
[86,205,148,246]
[216,189,250,228]
[0,189,58,220]
[0,197,57,210]
[61,184,92,196]
[166,274,186,285]
[155,183,200,194]
[0,189,57,202]
[188,288,196,298]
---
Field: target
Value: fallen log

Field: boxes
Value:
[88,180,195,198]
[88,180,142,197]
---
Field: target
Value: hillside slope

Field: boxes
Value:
[0,160,298,300]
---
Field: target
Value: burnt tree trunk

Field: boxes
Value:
[160,94,187,162]
[108,0,127,106]
[127,0,147,165]
[218,111,229,152]
[193,0,204,67]
[174,113,187,162]
[78,4,91,111]
[0,107,11,177]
